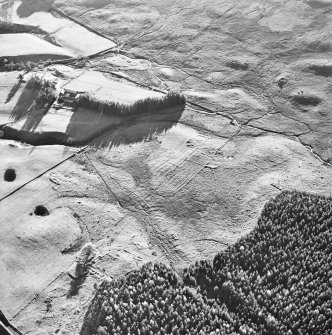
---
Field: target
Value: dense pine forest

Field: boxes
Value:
[81,191,332,335]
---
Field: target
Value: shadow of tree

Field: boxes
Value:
[85,106,185,150]
[9,82,54,133]
[67,243,95,298]
[21,109,46,132]
[10,84,40,122]
[5,80,22,104]
[67,269,89,298]
[16,0,55,18]
[65,107,123,144]
[6,100,185,148]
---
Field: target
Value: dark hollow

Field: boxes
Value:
[34,205,50,216]
[4,168,16,182]
[309,65,332,77]
[292,95,321,106]
[307,0,332,9]
[278,77,287,89]
[226,61,249,71]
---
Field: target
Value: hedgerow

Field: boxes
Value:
[0,58,39,72]
[81,191,332,335]
[77,92,186,116]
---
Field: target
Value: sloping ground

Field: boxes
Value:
[5,107,332,334]
[0,33,74,58]
[56,0,332,162]
[11,0,116,57]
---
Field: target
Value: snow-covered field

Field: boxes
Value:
[0,33,74,58]
[64,71,164,104]
[12,1,116,57]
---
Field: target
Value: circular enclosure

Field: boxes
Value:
[34,205,50,217]
[4,168,16,182]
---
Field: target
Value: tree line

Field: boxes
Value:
[26,75,57,105]
[76,92,186,116]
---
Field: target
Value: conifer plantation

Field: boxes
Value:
[81,191,332,335]
[77,92,186,116]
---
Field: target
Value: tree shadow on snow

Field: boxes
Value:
[21,110,46,132]
[77,106,185,150]
[9,83,52,133]
[10,84,40,122]
[5,102,185,147]
[5,80,23,104]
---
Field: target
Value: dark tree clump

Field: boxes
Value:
[34,205,49,216]
[4,168,16,182]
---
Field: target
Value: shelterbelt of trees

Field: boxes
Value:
[81,191,332,335]
[26,75,57,105]
[77,92,186,116]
